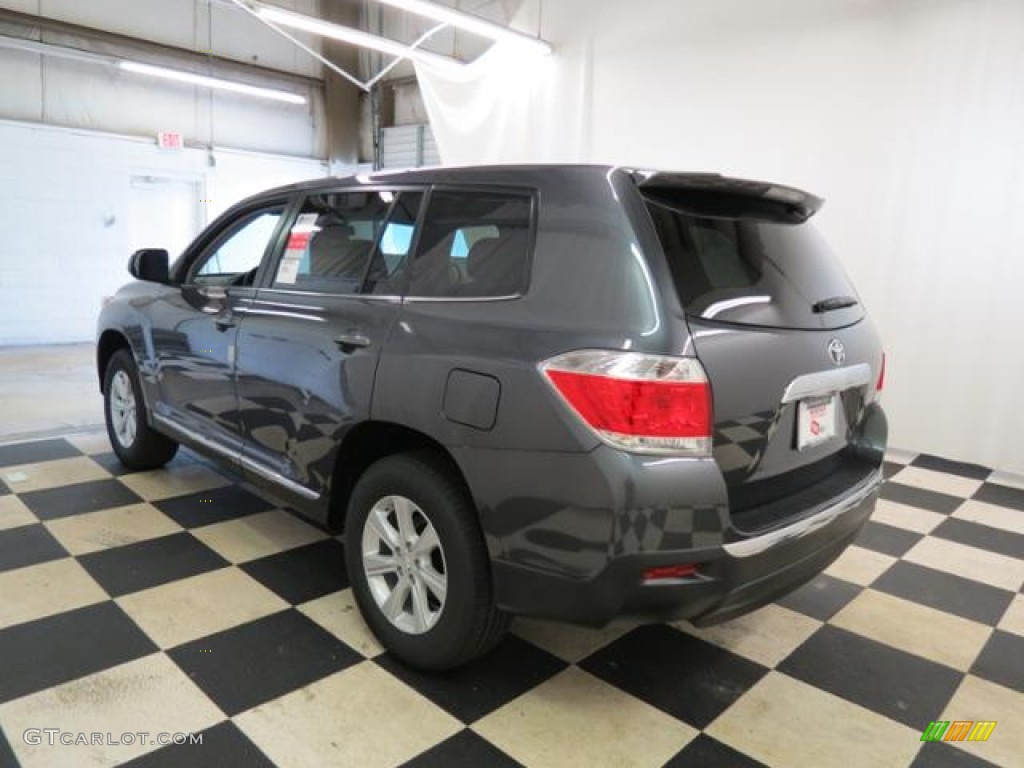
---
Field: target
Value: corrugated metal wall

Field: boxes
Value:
[379,124,440,169]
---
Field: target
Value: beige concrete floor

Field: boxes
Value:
[0,344,103,442]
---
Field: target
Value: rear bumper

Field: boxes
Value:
[491,467,882,628]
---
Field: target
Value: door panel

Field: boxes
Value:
[152,204,288,457]
[233,189,420,506]
[234,293,401,498]
[150,286,250,454]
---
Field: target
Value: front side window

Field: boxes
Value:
[191,207,284,286]
[273,191,395,293]
[408,190,532,298]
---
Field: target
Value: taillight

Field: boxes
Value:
[642,563,699,581]
[541,350,712,456]
[876,353,886,393]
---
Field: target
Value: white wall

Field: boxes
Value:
[417,0,1024,475]
[0,119,327,345]
[0,0,326,157]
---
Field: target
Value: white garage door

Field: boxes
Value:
[380,125,440,169]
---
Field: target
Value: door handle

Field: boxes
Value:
[333,332,371,351]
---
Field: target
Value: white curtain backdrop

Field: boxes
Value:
[416,0,1024,477]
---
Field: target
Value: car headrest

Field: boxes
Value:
[466,237,502,279]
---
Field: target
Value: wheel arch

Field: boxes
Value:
[97,330,131,394]
[327,421,475,533]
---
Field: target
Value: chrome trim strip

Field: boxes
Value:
[240,455,321,501]
[153,414,320,501]
[403,294,523,304]
[781,363,872,404]
[723,468,883,558]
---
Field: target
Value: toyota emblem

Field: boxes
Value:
[827,338,846,366]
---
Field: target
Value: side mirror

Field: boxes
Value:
[128,249,170,283]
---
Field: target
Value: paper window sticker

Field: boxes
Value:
[276,253,301,285]
[286,231,312,251]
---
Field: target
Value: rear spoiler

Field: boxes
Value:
[631,171,824,224]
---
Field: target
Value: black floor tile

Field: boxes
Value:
[0,602,156,704]
[873,561,1015,626]
[665,734,767,767]
[168,609,360,716]
[931,518,1024,560]
[910,454,991,481]
[880,482,963,515]
[78,532,228,597]
[778,625,963,730]
[155,485,274,528]
[90,449,201,479]
[579,625,768,729]
[973,482,1024,513]
[0,726,17,768]
[854,520,922,557]
[0,438,80,468]
[89,451,141,477]
[402,728,523,768]
[376,634,567,723]
[0,524,67,573]
[20,478,142,521]
[120,721,273,768]
[911,740,1000,767]
[776,573,862,620]
[883,461,905,480]
[241,539,348,605]
[970,631,1024,693]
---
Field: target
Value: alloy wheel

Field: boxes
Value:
[361,495,448,634]
[109,370,137,448]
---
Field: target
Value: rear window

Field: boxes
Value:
[408,190,532,299]
[644,198,863,329]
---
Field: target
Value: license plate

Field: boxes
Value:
[797,395,837,450]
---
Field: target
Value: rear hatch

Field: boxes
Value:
[637,173,884,533]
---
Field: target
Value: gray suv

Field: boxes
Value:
[97,165,887,670]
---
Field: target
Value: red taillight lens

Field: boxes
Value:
[877,353,886,392]
[642,564,699,581]
[541,350,712,456]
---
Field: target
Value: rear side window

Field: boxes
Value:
[366,191,423,296]
[644,198,863,329]
[274,191,391,293]
[408,190,532,298]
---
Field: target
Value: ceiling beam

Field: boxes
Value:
[0,6,322,90]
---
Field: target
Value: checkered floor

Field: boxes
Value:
[0,432,1022,768]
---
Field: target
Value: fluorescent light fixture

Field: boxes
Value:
[119,61,307,105]
[256,5,464,70]
[374,0,553,55]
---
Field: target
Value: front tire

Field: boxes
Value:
[345,452,509,670]
[103,349,178,470]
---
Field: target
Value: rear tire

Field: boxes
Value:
[103,348,178,470]
[345,452,509,670]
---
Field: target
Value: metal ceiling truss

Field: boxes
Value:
[222,0,553,93]
[0,1,552,102]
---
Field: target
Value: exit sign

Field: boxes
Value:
[157,131,184,150]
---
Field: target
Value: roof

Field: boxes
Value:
[247,164,822,222]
